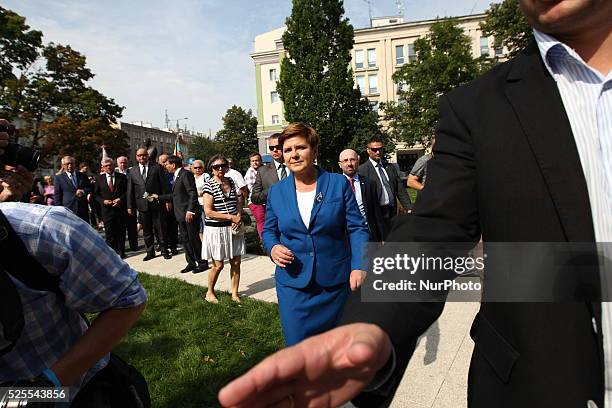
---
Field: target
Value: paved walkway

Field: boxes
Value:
[125,249,478,408]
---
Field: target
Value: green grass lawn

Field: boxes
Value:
[114,273,283,408]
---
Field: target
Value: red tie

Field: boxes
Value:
[348,177,355,193]
[108,174,114,192]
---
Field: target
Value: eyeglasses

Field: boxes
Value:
[211,163,228,171]
[368,147,383,153]
[269,145,281,151]
[192,166,203,170]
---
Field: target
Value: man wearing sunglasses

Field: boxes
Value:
[358,137,412,239]
[251,133,289,206]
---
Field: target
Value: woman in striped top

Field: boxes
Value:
[201,154,245,303]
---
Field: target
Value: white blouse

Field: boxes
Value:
[296,189,316,229]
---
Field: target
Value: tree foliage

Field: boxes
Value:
[383,19,487,148]
[0,6,126,167]
[276,0,387,168]
[187,135,222,171]
[480,0,531,58]
[212,105,258,171]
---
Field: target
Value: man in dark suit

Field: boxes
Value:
[218,1,612,408]
[115,155,139,251]
[339,149,385,242]
[53,155,91,221]
[251,133,287,205]
[94,157,127,257]
[358,137,411,238]
[157,155,207,274]
[126,148,171,261]
[158,154,179,255]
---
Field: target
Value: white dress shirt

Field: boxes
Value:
[369,157,391,206]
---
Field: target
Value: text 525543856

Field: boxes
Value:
[0,386,69,406]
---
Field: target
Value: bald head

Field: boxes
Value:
[338,149,360,177]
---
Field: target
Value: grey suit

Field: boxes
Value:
[251,162,281,205]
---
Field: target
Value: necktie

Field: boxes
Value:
[280,164,287,180]
[348,177,356,193]
[68,173,76,188]
[377,163,393,202]
[108,174,114,192]
[141,165,147,180]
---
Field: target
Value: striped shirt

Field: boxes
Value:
[203,177,238,227]
[0,203,147,403]
[534,30,612,402]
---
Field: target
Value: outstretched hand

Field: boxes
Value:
[218,323,392,408]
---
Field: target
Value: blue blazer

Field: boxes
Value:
[53,172,91,218]
[262,167,369,289]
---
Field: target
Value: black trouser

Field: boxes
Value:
[141,204,166,255]
[162,206,178,250]
[126,211,138,250]
[179,213,202,266]
[103,213,126,254]
[380,204,395,240]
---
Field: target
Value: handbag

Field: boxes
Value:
[219,180,244,236]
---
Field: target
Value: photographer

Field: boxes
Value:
[0,119,148,407]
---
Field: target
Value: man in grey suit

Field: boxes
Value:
[251,133,288,205]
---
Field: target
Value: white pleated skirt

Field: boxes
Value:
[201,225,246,261]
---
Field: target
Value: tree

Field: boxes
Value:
[188,135,222,170]
[480,0,531,58]
[214,105,258,171]
[0,6,42,83]
[0,6,126,165]
[382,19,486,148]
[276,0,385,168]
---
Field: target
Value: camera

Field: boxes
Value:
[0,124,41,171]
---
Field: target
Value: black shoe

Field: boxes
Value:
[193,261,209,274]
[162,252,172,260]
[143,253,155,261]
[130,245,139,252]
[156,245,163,252]
[120,252,127,259]
[180,264,196,274]
[171,247,179,255]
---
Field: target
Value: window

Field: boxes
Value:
[368,74,378,94]
[271,115,280,124]
[407,44,417,63]
[495,45,503,56]
[269,68,277,81]
[270,91,278,103]
[395,45,404,65]
[367,48,376,68]
[370,101,379,113]
[355,50,364,69]
[356,75,365,95]
[480,37,490,57]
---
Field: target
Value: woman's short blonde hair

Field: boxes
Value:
[278,123,319,150]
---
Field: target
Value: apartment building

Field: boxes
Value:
[251,13,505,171]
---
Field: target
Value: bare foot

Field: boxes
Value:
[204,293,219,304]
[231,295,241,303]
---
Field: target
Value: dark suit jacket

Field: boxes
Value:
[342,42,604,407]
[53,171,92,218]
[93,172,127,220]
[358,159,411,213]
[126,163,169,212]
[251,162,280,205]
[356,175,385,242]
[159,168,200,222]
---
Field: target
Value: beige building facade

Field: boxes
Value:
[251,13,506,171]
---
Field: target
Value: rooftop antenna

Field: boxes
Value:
[395,0,404,17]
[362,0,372,27]
[469,0,480,15]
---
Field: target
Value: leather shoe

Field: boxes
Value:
[162,252,172,260]
[180,264,196,274]
[143,253,155,261]
[120,252,127,259]
[171,247,179,255]
[193,261,209,274]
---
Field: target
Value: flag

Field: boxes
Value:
[173,134,182,156]
[101,144,109,160]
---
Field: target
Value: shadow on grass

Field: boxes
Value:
[115,274,284,408]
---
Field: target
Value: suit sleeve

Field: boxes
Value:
[93,176,104,206]
[117,175,127,203]
[342,94,481,407]
[394,167,411,209]
[126,172,134,210]
[185,172,199,213]
[53,176,62,206]
[343,179,369,271]
[250,169,266,205]
[261,184,281,255]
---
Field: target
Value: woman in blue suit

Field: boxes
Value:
[262,123,370,346]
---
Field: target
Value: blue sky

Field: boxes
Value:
[3,0,492,134]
